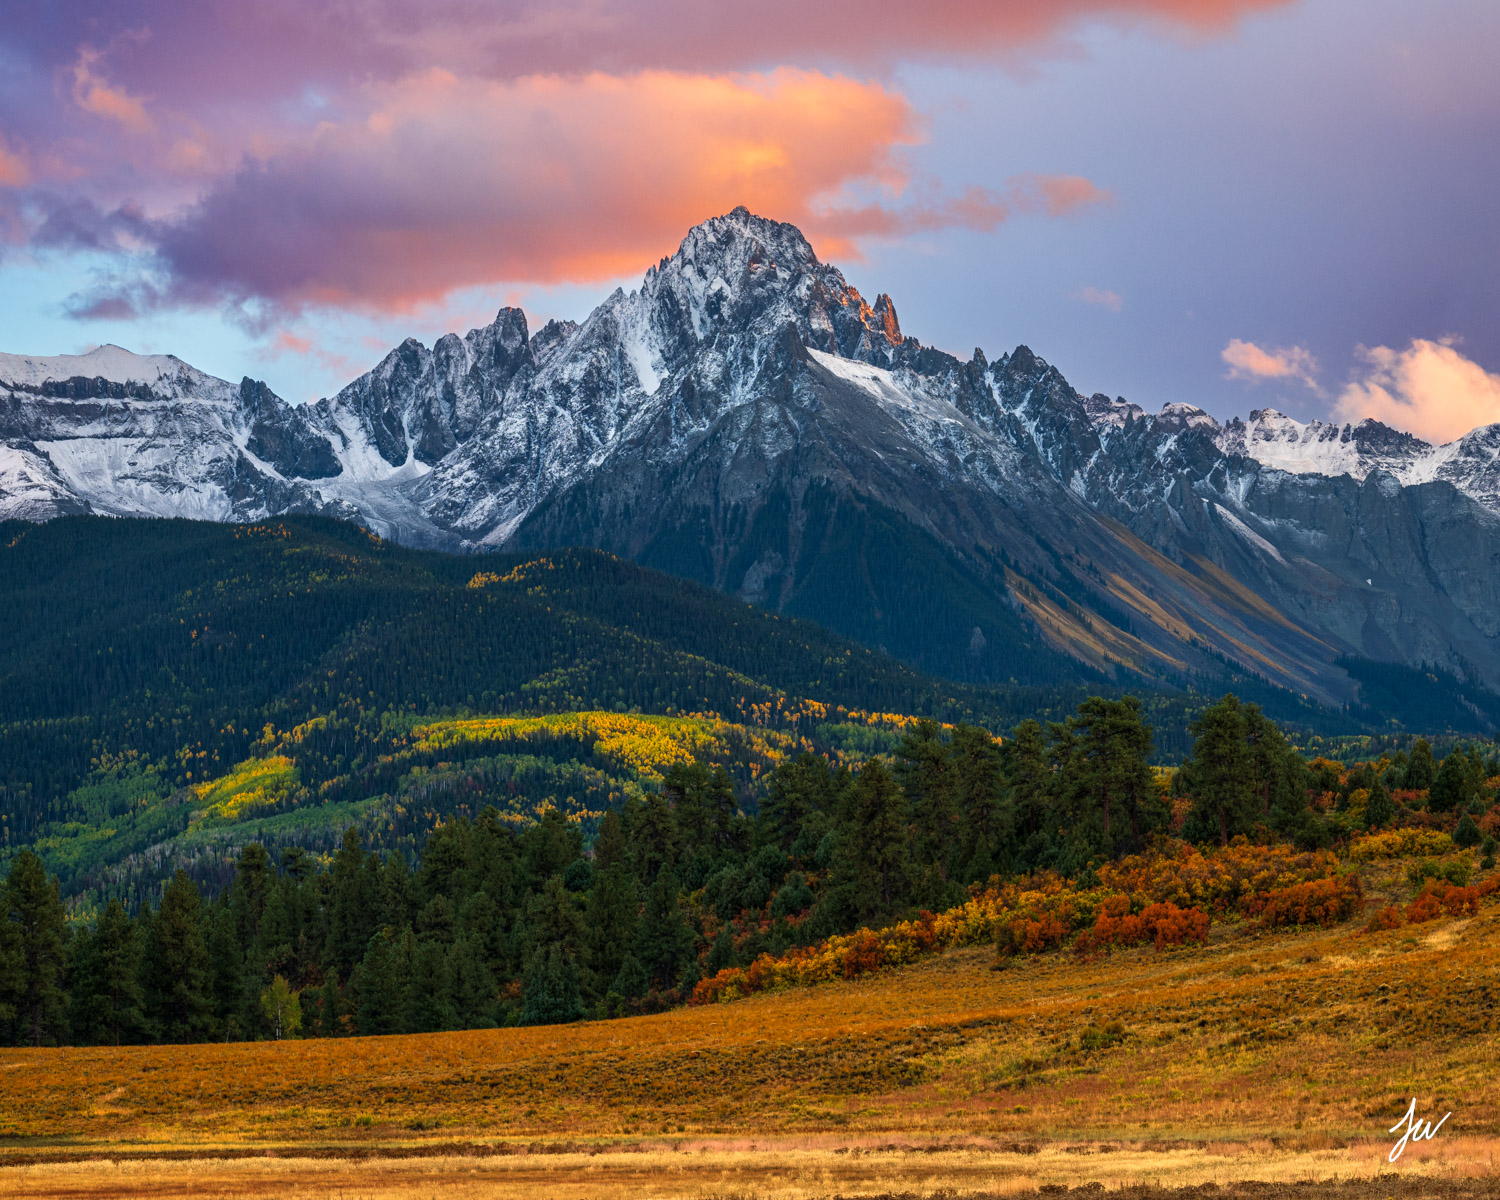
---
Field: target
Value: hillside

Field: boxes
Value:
[3,843,1499,1196]
[2,514,1067,888]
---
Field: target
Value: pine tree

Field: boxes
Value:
[949,723,1011,882]
[1005,720,1052,843]
[583,864,638,993]
[844,759,910,918]
[3,850,68,1046]
[353,929,399,1036]
[896,720,958,878]
[1181,695,1256,847]
[762,752,839,852]
[1067,697,1156,853]
[520,944,583,1025]
[1455,813,1482,849]
[1404,738,1437,790]
[68,898,146,1046]
[449,930,497,1027]
[142,870,213,1042]
[1364,775,1396,830]
[634,865,694,990]
[1430,751,1473,813]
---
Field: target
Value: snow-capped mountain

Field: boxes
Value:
[6,208,1500,705]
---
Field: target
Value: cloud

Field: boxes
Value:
[1073,285,1123,312]
[70,48,153,134]
[0,0,1275,316]
[2,3,1295,122]
[123,69,1107,314]
[1222,338,1320,391]
[0,137,28,187]
[1335,338,1500,444]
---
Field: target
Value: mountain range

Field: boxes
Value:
[5,207,1500,712]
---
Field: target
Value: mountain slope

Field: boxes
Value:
[5,210,1500,708]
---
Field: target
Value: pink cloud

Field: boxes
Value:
[1222,338,1320,391]
[1336,339,1500,444]
[0,0,1278,316]
[0,137,28,187]
[144,69,1100,313]
[1073,286,1124,312]
[70,48,153,134]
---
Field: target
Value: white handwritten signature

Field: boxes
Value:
[1389,1097,1451,1163]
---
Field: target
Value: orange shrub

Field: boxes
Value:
[1407,877,1500,924]
[1366,905,1404,932]
[1076,895,1209,955]
[1250,875,1363,928]
[1099,840,1339,916]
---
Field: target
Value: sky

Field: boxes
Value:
[2,0,1498,442]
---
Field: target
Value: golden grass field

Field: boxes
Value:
[5,866,1500,1197]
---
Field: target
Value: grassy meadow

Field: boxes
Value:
[4,853,1500,1197]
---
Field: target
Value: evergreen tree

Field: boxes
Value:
[583,864,639,993]
[520,944,583,1025]
[609,953,648,1001]
[3,850,68,1046]
[353,929,400,1036]
[1005,720,1053,843]
[1430,751,1473,813]
[142,870,213,1042]
[1067,697,1156,853]
[629,792,680,884]
[1181,695,1256,846]
[634,865,693,990]
[67,898,146,1046]
[1455,813,1483,849]
[315,974,345,1037]
[449,930,497,1027]
[843,758,910,918]
[591,809,628,872]
[949,723,1011,883]
[896,720,959,878]
[762,752,841,853]
[1364,775,1396,830]
[406,936,456,1032]
[205,898,248,1038]
[1403,738,1436,790]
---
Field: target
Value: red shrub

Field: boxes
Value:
[1407,880,1489,923]
[996,913,1071,956]
[1253,875,1363,928]
[1077,896,1209,955]
[841,929,886,979]
[1365,905,1403,932]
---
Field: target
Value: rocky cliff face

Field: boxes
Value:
[6,208,1500,703]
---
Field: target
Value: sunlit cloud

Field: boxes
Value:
[70,48,153,134]
[0,136,28,188]
[1073,285,1123,312]
[1222,338,1320,392]
[1336,338,1500,444]
[58,69,1108,317]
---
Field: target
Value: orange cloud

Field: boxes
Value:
[71,48,153,134]
[155,68,1097,312]
[1073,286,1123,311]
[1336,339,1500,444]
[0,136,27,187]
[1222,338,1320,391]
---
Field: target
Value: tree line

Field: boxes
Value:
[2,693,1494,1046]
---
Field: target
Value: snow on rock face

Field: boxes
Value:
[0,345,236,402]
[10,208,1500,696]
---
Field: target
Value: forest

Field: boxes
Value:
[3,689,1496,1048]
